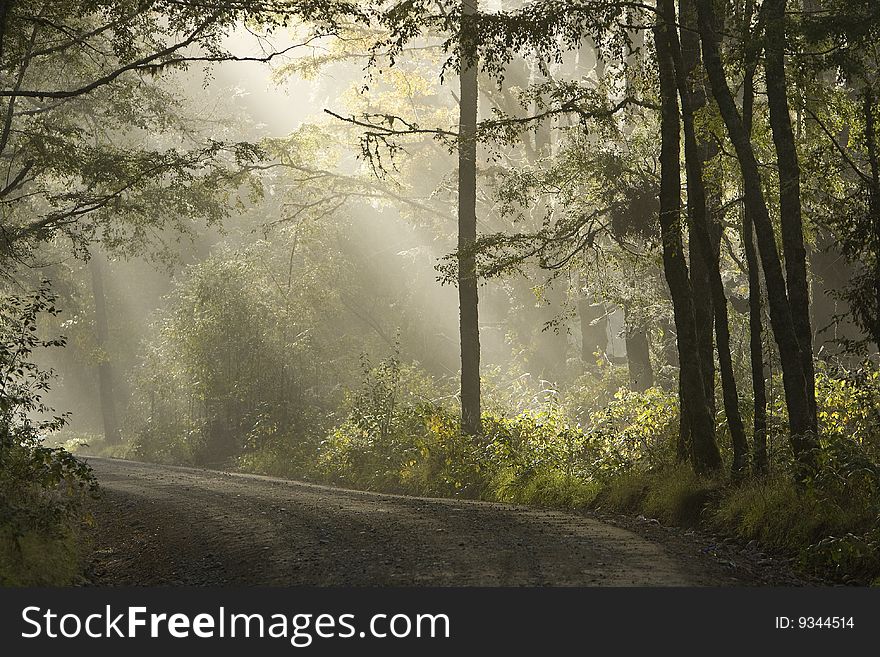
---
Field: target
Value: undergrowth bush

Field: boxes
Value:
[317,355,680,510]
[477,404,594,507]
[317,352,483,496]
[1,285,97,586]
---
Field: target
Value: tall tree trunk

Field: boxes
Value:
[689,221,716,407]
[741,20,769,475]
[862,89,880,354]
[743,213,769,473]
[654,15,721,474]
[458,0,481,436]
[764,0,817,426]
[695,0,818,470]
[666,0,748,473]
[89,254,120,444]
[621,7,654,395]
[678,0,715,406]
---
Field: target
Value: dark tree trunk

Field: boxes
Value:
[741,31,769,475]
[666,0,749,473]
[863,90,880,354]
[89,254,120,444]
[696,0,818,469]
[764,0,817,426]
[679,0,715,415]
[577,294,606,370]
[458,0,481,436]
[689,221,716,405]
[624,308,653,392]
[744,212,769,474]
[654,16,721,474]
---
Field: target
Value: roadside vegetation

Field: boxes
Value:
[1,288,97,586]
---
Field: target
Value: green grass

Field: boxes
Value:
[592,465,880,583]
[597,465,719,526]
[0,524,85,587]
[598,470,651,513]
[711,476,831,550]
[488,467,602,509]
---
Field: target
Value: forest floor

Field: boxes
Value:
[81,457,810,586]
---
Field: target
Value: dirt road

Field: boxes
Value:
[83,458,782,586]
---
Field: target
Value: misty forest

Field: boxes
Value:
[2,0,880,587]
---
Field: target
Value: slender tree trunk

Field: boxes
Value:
[741,29,769,475]
[695,0,818,469]
[743,213,769,473]
[764,0,817,426]
[665,0,748,473]
[654,15,721,474]
[621,14,654,395]
[689,222,716,404]
[678,0,715,406]
[89,254,120,444]
[458,0,481,436]
[862,90,880,354]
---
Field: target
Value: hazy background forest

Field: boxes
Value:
[2,0,880,586]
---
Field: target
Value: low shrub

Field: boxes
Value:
[1,285,97,586]
[597,465,718,527]
[641,466,718,526]
[481,405,600,508]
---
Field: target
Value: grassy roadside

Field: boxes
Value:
[0,523,89,587]
[597,466,879,585]
[0,441,98,587]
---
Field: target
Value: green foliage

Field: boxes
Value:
[317,354,677,510]
[559,365,631,424]
[712,466,879,584]
[576,386,680,477]
[482,396,617,508]
[815,361,880,458]
[317,351,480,496]
[59,431,130,459]
[599,465,718,527]
[0,285,97,586]
[708,423,880,583]
[0,1,365,271]
[586,363,880,583]
[0,526,83,588]
[641,466,718,527]
[128,228,428,469]
[713,477,825,550]
[129,244,335,464]
[600,470,651,513]
[804,527,880,586]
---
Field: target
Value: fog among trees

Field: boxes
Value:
[2,0,880,586]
